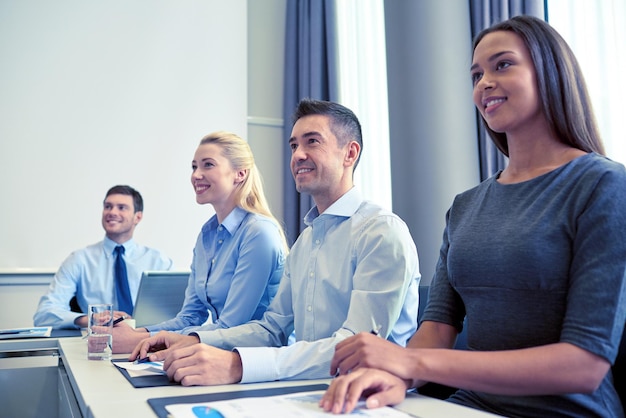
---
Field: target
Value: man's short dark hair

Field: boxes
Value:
[292,99,363,169]
[104,185,143,213]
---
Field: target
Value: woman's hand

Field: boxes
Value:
[331,332,411,379]
[320,368,410,414]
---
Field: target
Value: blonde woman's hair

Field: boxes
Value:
[199,131,288,252]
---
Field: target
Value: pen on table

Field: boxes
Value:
[83,317,124,339]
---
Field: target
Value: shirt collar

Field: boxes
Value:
[103,236,136,256]
[304,187,363,226]
[220,206,248,235]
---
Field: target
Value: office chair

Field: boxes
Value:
[69,296,82,313]
[613,322,626,407]
[416,285,466,399]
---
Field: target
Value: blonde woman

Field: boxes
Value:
[113,131,287,353]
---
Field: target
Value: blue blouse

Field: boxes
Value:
[147,206,285,334]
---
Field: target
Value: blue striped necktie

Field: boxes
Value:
[114,245,133,314]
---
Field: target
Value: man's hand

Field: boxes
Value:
[163,344,244,386]
[113,310,131,320]
[129,331,199,361]
[74,310,130,329]
[111,323,149,354]
[320,368,410,414]
[74,315,88,328]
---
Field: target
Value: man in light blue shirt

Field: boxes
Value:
[33,185,173,329]
[131,99,420,385]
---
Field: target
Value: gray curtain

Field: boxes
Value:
[469,0,546,180]
[282,0,338,245]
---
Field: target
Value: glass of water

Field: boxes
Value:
[87,304,113,360]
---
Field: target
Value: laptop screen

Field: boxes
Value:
[132,271,190,328]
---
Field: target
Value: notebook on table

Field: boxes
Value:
[132,271,189,328]
[0,327,52,339]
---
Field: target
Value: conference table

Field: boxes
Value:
[59,337,504,417]
[1,334,502,417]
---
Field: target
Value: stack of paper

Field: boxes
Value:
[0,326,52,340]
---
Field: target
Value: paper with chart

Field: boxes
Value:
[165,390,416,417]
[113,360,166,377]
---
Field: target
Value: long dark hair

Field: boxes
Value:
[473,15,605,156]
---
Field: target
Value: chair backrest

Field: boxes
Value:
[417,285,465,399]
[69,295,82,313]
[613,323,626,407]
[418,285,467,350]
[418,285,429,323]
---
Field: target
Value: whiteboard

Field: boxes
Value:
[0,0,248,270]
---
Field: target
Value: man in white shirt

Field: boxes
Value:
[129,100,420,384]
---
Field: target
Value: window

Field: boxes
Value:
[548,0,626,164]
[334,0,392,210]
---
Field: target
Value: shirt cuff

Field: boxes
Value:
[235,346,277,383]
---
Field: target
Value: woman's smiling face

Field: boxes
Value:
[191,143,243,213]
[471,30,543,136]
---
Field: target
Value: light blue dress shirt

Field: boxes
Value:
[147,207,285,334]
[33,237,173,329]
[194,188,420,383]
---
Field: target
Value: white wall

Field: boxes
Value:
[0,0,292,329]
[0,0,248,271]
[247,0,287,224]
[0,273,51,328]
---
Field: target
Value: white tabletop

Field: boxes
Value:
[58,337,500,417]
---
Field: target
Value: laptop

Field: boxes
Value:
[132,271,190,328]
